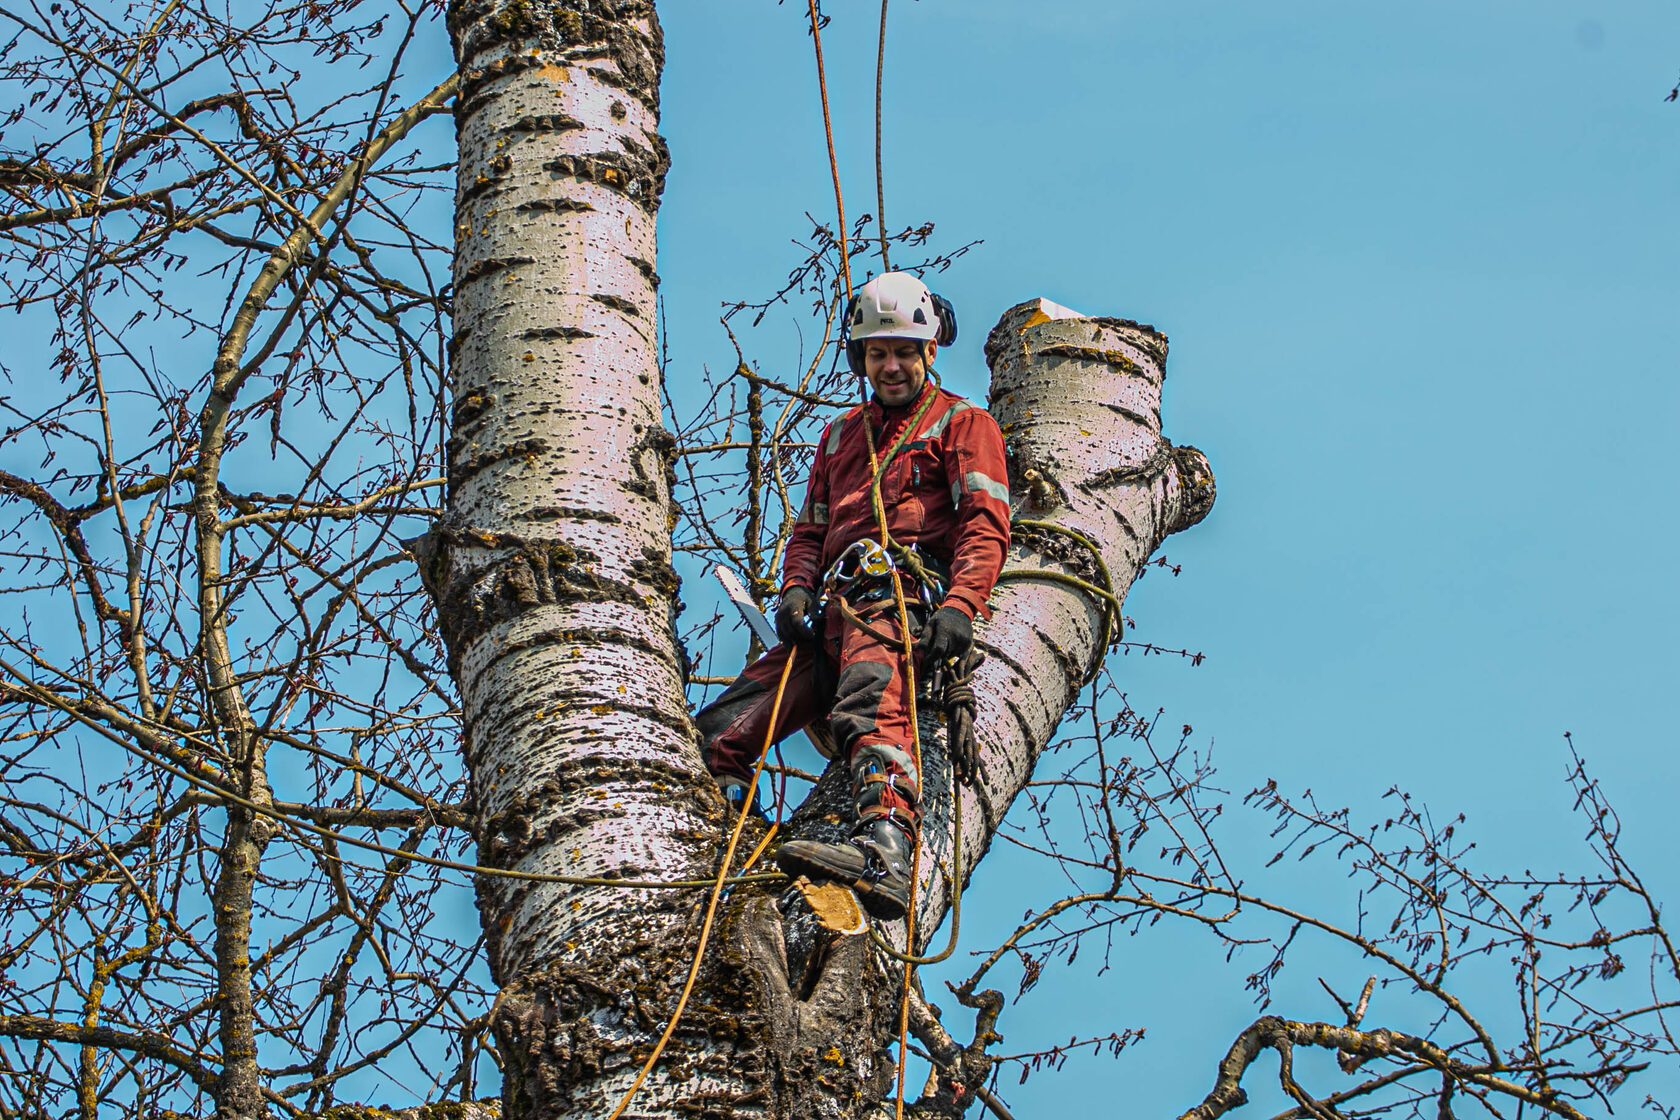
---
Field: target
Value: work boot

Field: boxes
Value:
[774,818,915,921]
[719,778,767,822]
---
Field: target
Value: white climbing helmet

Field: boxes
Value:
[846,271,942,344]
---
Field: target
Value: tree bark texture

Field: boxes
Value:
[424,6,1214,1117]
[427,2,731,1115]
[906,300,1215,930]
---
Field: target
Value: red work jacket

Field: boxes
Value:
[782,380,1012,620]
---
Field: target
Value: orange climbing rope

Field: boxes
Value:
[809,0,853,298]
[606,654,796,1120]
[875,0,892,270]
[805,4,947,1116]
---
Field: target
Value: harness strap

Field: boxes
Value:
[834,593,914,648]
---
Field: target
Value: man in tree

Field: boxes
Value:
[697,271,1012,920]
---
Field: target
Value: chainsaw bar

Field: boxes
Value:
[710,565,838,760]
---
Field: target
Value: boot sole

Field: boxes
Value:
[775,846,908,922]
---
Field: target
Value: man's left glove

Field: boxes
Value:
[775,585,818,645]
[919,605,973,662]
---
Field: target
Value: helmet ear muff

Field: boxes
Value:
[846,340,865,376]
[930,293,958,347]
[842,292,864,374]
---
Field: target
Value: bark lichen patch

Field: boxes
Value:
[517,504,622,524]
[1087,314,1169,364]
[614,130,651,160]
[451,390,493,430]
[447,325,472,363]
[629,547,681,600]
[457,254,534,286]
[458,170,506,211]
[620,422,678,504]
[590,291,641,316]
[1032,343,1147,376]
[485,801,630,866]
[318,1105,502,1120]
[477,753,704,820]
[453,52,555,124]
[1080,438,1175,492]
[539,150,667,211]
[1011,524,1103,584]
[490,924,741,1112]
[1170,443,1217,531]
[520,324,596,341]
[505,112,585,134]
[412,530,700,664]
[448,435,551,496]
[513,196,595,214]
[452,0,665,123]
[491,966,625,1114]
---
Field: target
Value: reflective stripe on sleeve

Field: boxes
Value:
[921,399,970,440]
[826,408,863,455]
[958,470,1010,504]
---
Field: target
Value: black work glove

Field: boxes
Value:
[774,586,817,645]
[920,605,973,662]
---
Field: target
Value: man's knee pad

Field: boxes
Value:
[695,676,768,743]
[829,660,894,747]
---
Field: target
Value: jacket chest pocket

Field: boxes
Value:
[884,445,944,507]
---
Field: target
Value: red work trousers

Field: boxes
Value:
[696,596,925,830]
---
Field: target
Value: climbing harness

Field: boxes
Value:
[822,537,948,613]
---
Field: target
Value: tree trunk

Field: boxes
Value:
[427,0,724,1113]
[422,5,1214,1118]
[861,299,1215,944]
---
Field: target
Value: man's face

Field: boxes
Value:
[863,338,935,408]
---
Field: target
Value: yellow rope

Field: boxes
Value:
[874,0,892,270]
[607,653,797,1120]
[809,0,853,298]
[804,6,964,1110]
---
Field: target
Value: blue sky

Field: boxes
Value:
[656,2,1680,1114]
[6,2,1669,1113]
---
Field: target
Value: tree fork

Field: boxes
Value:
[426,4,1215,1117]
